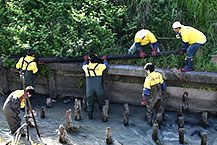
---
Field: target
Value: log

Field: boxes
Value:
[102,105,109,122]
[66,109,72,129]
[40,107,45,118]
[46,97,52,108]
[152,123,159,142]
[179,128,184,144]
[201,132,207,145]
[179,117,185,128]
[58,125,67,143]
[123,110,129,126]
[74,99,81,121]
[83,97,87,112]
[201,112,208,128]
[106,127,113,144]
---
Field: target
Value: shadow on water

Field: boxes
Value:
[1,93,217,145]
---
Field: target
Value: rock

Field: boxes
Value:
[63,98,71,104]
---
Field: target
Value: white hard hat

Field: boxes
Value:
[172,21,184,29]
[136,29,148,39]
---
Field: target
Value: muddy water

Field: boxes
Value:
[1,94,217,145]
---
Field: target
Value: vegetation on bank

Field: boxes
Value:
[0,0,217,73]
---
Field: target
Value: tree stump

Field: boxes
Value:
[46,97,52,108]
[83,97,87,112]
[201,132,207,145]
[152,123,159,142]
[179,117,185,128]
[66,109,72,129]
[106,127,113,144]
[40,107,45,118]
[74,99,81,121]
[102,105,109,122]
[123,111,129,126]
[179,128,184,144]
[58,125,66,143]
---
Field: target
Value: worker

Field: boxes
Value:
[16,49,39,88]
[142,63,165,126]
[128,29,160,58]
[82,53,108,119]
[172,21,207,71]
[2,86,35,134]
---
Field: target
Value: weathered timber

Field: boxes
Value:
[179,117,185,128]
[201,132,207,145]
[74,99,81,121]
[57,125,67,143]
[179,128,184,144]
[152,123,159,142]
[66,109,72,129]
[40,107,45,118]
[123,111,129,126]
[106,127,113,144]
[102,105,109,122]
[46,97,52,108]
[201,112,208,129]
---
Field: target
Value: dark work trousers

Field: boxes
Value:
[146,84,164,125]
[20,70,34,89]
[86,76,105,116]
[2,95,21,134]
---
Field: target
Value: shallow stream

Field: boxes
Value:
[1,94,217,145]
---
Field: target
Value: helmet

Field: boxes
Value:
[136,29,148,39]
[172,21,184,29]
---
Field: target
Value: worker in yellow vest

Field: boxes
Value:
[16,49,39,88]
[172,21,207,71]
[128,29,160,58]
[142,63,165,126]
[2,86,35,134]
[82,53,108,119]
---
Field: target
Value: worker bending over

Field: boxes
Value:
[82,53,108,119]
[128,29,160,58]
[142,63,165,126]
[172,21,206,72]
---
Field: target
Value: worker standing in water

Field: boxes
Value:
[2,86,35,134]
[128,29,160,58]
[172,21,206,72]
[82,53,108,120]
[141,63,165,126]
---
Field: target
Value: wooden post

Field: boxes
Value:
[106,127,113,144]
[179,128,184,144]
[152,123,159,142]
[123,103,129,126]
[58,125,67,143]
[46,97,52,108]
[83,97,87,112]
[201,112,208,128]
[201,132,207,145]
[66,109,72,129]
[74,99,81,121]
[40,107,45,118]
[179,117,185,128]
[102,105,109,122]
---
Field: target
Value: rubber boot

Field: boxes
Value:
[181,58,193,72]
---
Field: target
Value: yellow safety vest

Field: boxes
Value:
[10,90,25,108]
[16,55,38,74]
[135,30,157,46]
[82,63,106,77]
[144,71,164,89]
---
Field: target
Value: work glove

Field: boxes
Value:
[101,55,107,61]
[18,93,28,101]
[139,49,146,59]
[84,56,88,61]
[141,98,146,106]
[37,60,45,66]
[162,91,165,95]
[180,50,186,55]
[151,48,157,56]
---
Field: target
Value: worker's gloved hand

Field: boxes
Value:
[18,93,28,101]
[162,91,165,95]
[101,55,107,61]
[37,60,45,66]
[84,56,88,61]
[139,49,146,59]
[180,50,186,55]
[141,98,146,106]
[151,48,157,56]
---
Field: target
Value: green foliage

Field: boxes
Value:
[0,0,217,73]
